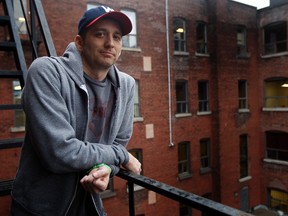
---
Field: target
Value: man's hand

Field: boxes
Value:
[80,165,111,193]
[122,152,142,175]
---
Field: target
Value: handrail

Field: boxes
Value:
[117,169,254,216]
[18,0,57,59]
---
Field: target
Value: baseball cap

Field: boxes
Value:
[78,6,132,36]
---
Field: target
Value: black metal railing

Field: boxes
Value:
[117,170,254,216]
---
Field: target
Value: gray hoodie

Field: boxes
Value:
[11,42,135,215]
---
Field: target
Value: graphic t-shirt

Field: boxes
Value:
[84,73,115,144]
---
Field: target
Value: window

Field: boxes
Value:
[237,25,247,56]
[200,139,211,171]
[179,203,192,216]
[266,131,288,162]
[196,21,208,54]
[239,135,249,179]
[178,142,190,177]
[129,149,144,191]
[134,80,140,117]
[129,149,143,174]
[121,9,137,48]
[238,80,248,109]
[269,189,288,213]
[13,0,27,34]
[264,21,287,55]
[13,80,25,128]
[87,3,101,9]
[173,18,186,52]
[176,80,189,114]
[264,78,288,108]
[198,81,209,112]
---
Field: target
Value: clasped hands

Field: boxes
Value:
[80,152,141,194]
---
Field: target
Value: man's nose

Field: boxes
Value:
[105,34,115,47]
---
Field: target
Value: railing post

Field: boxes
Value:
[127,181,135,216]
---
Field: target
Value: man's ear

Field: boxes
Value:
[75,35,83,51]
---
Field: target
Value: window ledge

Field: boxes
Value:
[195,52,210,57]
[239,176,252,183]
[237,52,250,59]
[177,172,192,181]
[197,111,212,116]
[262,107,288,112]
[261,51,288,59]
[263,158,288,166]
[10,126,25,133]
[175,113,192,118]
[200,167,211,174]
[173,51,189,56]
[133,117,144,122]
[238,108,250,113]
[122,47,142,52]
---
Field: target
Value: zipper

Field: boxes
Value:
[65,84,89,215]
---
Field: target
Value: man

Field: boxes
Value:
[11,5,141,216]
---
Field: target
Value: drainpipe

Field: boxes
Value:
[165,0,174,147]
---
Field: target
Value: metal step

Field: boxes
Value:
[0,104,23,111]
[0,138,24,149]
[0,70,23,78]
[0,15,10,26]
[0,41,16,51]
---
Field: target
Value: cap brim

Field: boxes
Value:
[86,11,132,36]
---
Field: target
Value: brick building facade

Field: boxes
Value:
[0,0,288,215]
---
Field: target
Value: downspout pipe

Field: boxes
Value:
[165,0,174,147]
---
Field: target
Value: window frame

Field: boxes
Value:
[237,25,247,56]
[263,21,287,55]
[13,0,28,34]
[196,21,208,54]
[121,9,137,48]
[265,131,288,162]
[239,134,249,179]
[176,80,189,114]
[198,80,209,112]
[173,17,187,52]
[134,79,140,118]
[12,80,25,129]
[238,80,248,110]
[178,141,191,179]
[263,78,288,109]
[200,138,211,172]
[268,188,288,213]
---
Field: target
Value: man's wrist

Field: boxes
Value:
[87,163,111,174]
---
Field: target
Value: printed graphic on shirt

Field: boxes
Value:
[87,95,114,143]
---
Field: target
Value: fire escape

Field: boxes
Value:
[0,0,56,196]
[0,0,253,215]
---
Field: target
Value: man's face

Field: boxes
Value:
[77,18,123,72]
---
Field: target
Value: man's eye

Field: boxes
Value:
[114,34,122,41]
[95,32,105,37]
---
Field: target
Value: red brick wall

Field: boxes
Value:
[1,0,288,215]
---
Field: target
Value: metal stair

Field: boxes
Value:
[0,0,56,196]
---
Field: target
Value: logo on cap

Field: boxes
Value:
[102,6,114,13]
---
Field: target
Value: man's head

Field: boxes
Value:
[75,6,132,79]
[78,6,132,37]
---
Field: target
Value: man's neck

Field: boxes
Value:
[84,69,108,81]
